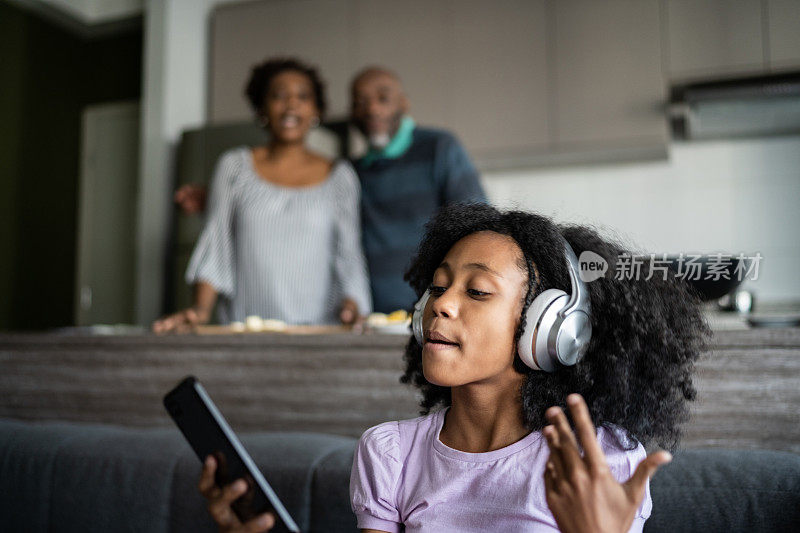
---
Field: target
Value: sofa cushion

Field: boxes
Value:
[646,448,800,532]
[168,432,356,532]
[0,419,355,533]
[309,443,358,532]
[0,419,183,533]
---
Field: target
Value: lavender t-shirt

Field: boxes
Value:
[350,408,652,532]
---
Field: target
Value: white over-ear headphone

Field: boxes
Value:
[411,238,592,373]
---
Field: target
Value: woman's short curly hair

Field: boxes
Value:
[401,203,710,451]
[244,57,327,118]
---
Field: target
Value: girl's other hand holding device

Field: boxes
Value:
[198,455,275,533]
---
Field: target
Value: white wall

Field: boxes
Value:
[136,0,240,324]
[484,135,800,302]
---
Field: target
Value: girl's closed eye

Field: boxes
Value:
[467,288,490,298]
[429,285,490,298]
[429,285,447,296]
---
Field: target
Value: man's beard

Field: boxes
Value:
[368,132,391,149]
[363,111,404,149]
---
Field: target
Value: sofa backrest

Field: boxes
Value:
[645,448,800,532]
[2,418,799,532]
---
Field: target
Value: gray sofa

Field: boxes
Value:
[1,418,798,533]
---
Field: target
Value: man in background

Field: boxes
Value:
[175,66,487,314]
[349,67,486,312]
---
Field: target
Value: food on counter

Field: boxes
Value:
[245,315,264,331]
[366,309,410,328]
[387,309,409,323]
[230,321,246,332]
[243,316,287,332]
[262,319,287,332]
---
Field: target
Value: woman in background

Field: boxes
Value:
[154,58,371,332]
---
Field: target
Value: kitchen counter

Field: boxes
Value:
[1,327,799,452]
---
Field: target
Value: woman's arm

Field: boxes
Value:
[153,281,217,333]
[332,163,372,323]
[542,394,671,533]
[154,151,240,333]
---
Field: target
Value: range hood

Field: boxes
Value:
[669,72,800,140]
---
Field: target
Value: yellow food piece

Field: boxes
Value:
[366,313,389,327]
[386,310,409,323]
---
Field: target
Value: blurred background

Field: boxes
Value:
[2,0,799,331]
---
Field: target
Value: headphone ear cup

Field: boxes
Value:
[412,290,430,345]
[518,289,568,372]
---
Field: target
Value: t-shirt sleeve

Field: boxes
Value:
[435,132,487,205]
[350,422,403,532]
[600,427,653,533]
[184,150,239,297]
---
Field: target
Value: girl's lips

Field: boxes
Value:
[423,341,459,352]
[425,330,460,347]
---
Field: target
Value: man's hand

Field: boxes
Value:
[543,394,672,533]
[339,297,363,328]
[175,184,208,215]
[198,455,275,533]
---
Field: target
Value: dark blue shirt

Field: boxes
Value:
[354,127,487,312]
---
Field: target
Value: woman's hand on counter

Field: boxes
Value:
[152,307,211,334]
[198,455,275,533]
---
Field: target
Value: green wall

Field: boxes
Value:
[0,3,142,330]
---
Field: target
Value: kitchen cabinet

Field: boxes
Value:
[553,0,666,149]
[767,0,800,70]
[450,0,550,158]
[665,0,765,81]
[209,0,353,120]
[353,0,454,130]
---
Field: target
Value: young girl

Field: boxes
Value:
[350,204,708,532]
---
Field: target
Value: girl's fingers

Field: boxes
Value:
[625,450,672,503]
[239,512,275,532]
[198,455,218,497]
[542,424,567,480]
[543,459,559,495]
[545,405,582,471]
[565,394,607,473]
[208,479,247,528]
[218,478,248,506]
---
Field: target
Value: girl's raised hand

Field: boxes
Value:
[542,394,672,533]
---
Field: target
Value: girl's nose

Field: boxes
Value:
[431,289,458,319]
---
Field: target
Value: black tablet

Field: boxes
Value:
[163,376,300,532]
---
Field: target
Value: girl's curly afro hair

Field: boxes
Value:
[244,57,327,118]
[401,203,710,451]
